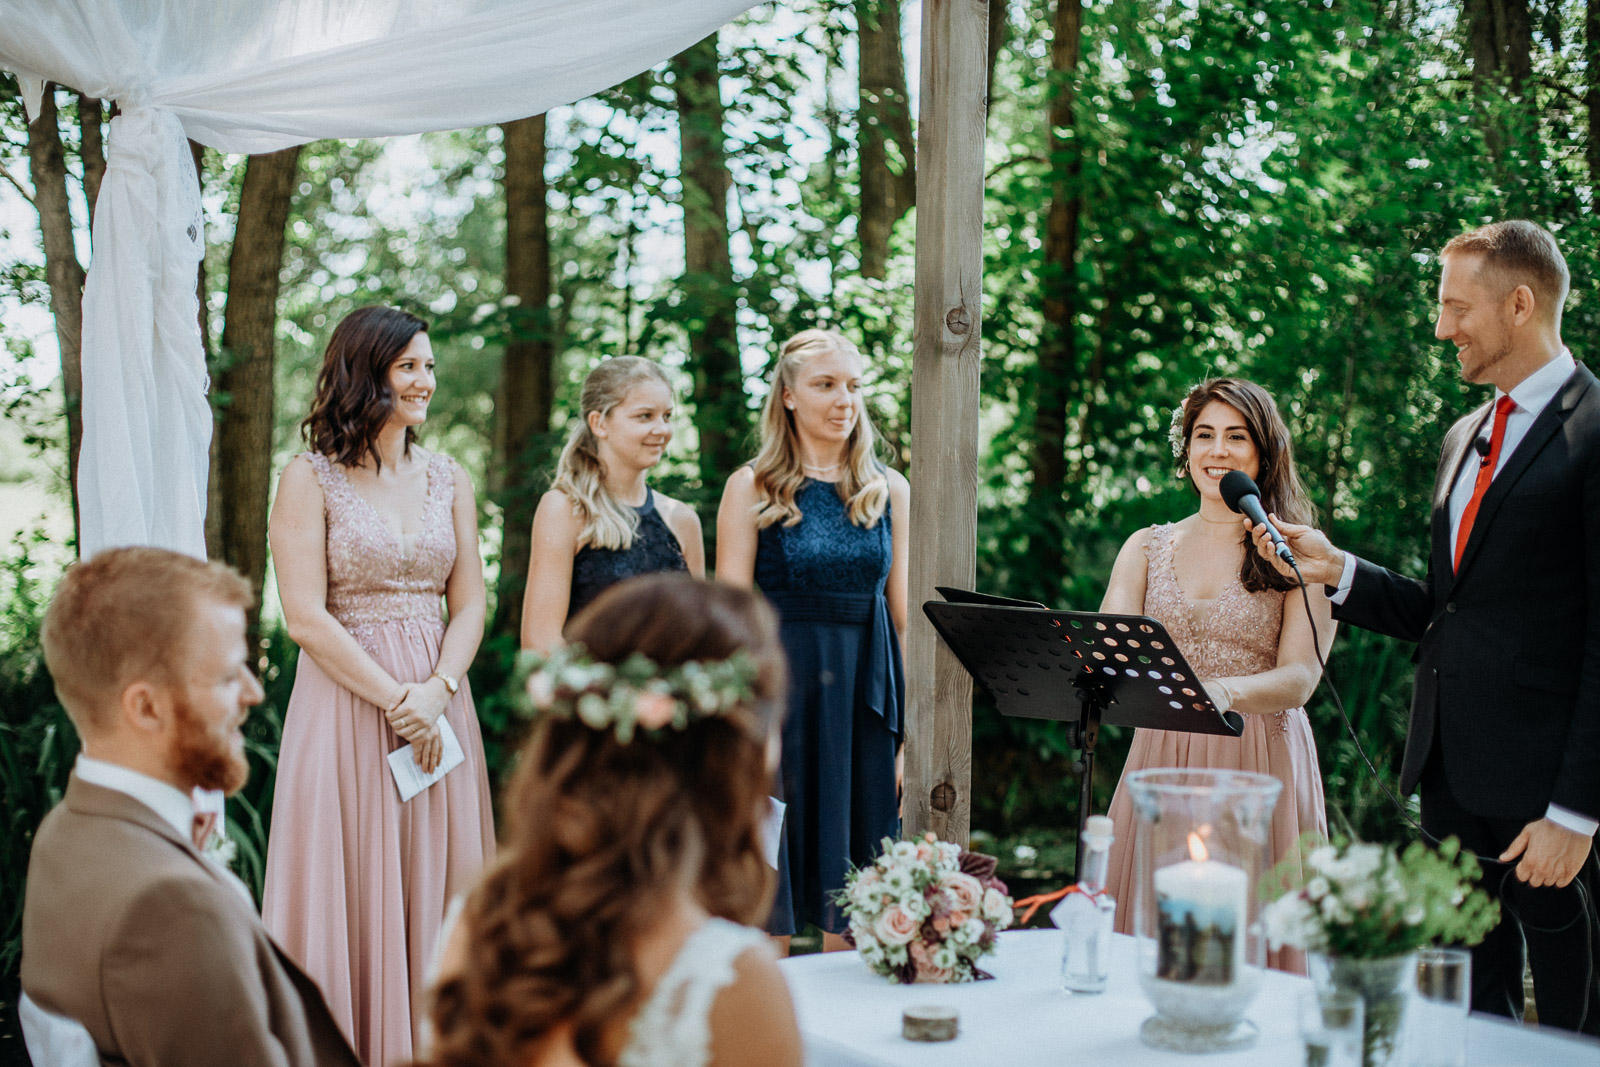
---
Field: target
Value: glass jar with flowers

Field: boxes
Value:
[1262,836,1499,1067]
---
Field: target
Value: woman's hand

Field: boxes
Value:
[1201,677,1237,713]
[386,677,451,744]
[410,722,444,774]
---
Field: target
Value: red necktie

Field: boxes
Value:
[1453,395,1516,572]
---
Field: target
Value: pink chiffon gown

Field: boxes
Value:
[262,451,495,1066]
[1103,523,1327,974]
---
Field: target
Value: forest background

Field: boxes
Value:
[0,0,1592,1056]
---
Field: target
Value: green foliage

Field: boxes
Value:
[0,529,76,1056]
[1263,833,1500,959]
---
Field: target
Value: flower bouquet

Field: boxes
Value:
[839,832,1014,984]
[1262,836,1498,1066]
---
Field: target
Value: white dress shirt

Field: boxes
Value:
[73,754,196,840]
[73,755,253,902]
[1331,351,1596,835]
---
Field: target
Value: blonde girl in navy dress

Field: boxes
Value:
[717,328,910,952]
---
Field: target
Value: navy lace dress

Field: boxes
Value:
[757,478,903,935]
[566,488,688,620]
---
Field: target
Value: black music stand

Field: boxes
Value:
[923,590,1244,881]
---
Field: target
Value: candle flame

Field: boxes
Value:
[1187,831,1208,862]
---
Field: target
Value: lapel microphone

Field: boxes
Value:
[1219,470,1296,568]
[1474,434,1492,467]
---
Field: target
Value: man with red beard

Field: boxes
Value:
[20,547,360,1066]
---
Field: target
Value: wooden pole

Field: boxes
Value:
[904,0,987,844]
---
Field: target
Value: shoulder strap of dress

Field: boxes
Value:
[1145,522,1177,570]
[303,451,337,491]
[619,920,767,1067]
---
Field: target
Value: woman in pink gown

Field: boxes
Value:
[262,306,495,1065]
[1101,378,1334,974]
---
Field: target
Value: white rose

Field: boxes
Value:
[959,917,987,945]
[982,887,1010,924]
[1305,876,1330,901]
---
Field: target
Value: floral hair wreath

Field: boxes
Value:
[518,643,761,744]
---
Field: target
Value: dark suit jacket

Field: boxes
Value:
[21,774,361,1067]
[1335,363,1600,823]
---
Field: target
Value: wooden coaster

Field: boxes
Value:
[902,1004,958,1042]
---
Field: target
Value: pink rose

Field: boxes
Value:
[948,910,969,927]
[932,915,951,934]
[942,872,983,914]
[915,962,955,984]
[634,691,677,730]
[916,842,935,862]
[873,905,920,946]
[909,940,932,964]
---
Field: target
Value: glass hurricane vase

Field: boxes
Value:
[1127,768,1281,1053]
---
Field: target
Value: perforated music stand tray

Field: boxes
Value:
[923,591,1244,880]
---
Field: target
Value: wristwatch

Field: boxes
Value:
[429,670,459,696]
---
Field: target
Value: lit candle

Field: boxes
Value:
[1152,831,1247,986]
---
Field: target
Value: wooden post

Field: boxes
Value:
[904,0,987,844]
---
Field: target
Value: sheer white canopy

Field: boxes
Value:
[0,0,756,557]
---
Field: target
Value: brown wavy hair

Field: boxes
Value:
[1176,377,1314,593]
[301,305,428,472]
[423,575,784,1067]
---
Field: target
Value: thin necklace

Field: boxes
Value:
[802,461,842,475]
[1196,512,1238,526]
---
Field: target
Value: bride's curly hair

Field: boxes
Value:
[422,575,785,1067]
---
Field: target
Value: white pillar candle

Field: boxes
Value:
[1152,835,1247,986]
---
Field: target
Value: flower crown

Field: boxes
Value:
[519,643,761,743]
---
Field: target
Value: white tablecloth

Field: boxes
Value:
[779,930,1600,1066]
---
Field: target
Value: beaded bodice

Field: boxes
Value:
[305,451,456,638]
[568,488,687,620]
[754,479,891,594]
[1143,523,1283,680]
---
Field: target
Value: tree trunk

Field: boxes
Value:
[491,114,555,641]
[1466,0,1533,90]
[1588,0,1600,182]
[212,146,301,638]
[672,33,746,494]
[26,85,87,547]
[858,0,915,279]
[1030,0,1083,580]
[78,94,104,232]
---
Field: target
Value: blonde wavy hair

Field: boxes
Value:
[552,357,674,551]
[751,329,889,530]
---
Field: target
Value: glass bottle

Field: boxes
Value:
[1055,814,1117,993]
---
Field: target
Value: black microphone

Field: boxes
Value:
[1474,434,1491,467]
[1219,470,1295,568]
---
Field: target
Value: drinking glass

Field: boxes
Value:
[1409,948,1470,1067]
[1297,987,1363,1067]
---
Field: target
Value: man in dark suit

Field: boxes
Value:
[21,547,361,1066]
[1256,220,1600,1033]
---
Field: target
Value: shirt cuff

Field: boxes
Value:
[1546,804,1599,838]
[1326,552,1357,605]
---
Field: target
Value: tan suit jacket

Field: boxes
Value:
[21,774,361,1067]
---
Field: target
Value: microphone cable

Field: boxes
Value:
[1287,559,1593,1031]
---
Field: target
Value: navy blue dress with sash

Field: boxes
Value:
[757,477,903,934]
[566,488,687,620]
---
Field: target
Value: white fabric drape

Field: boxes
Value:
[0,0,756,557]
